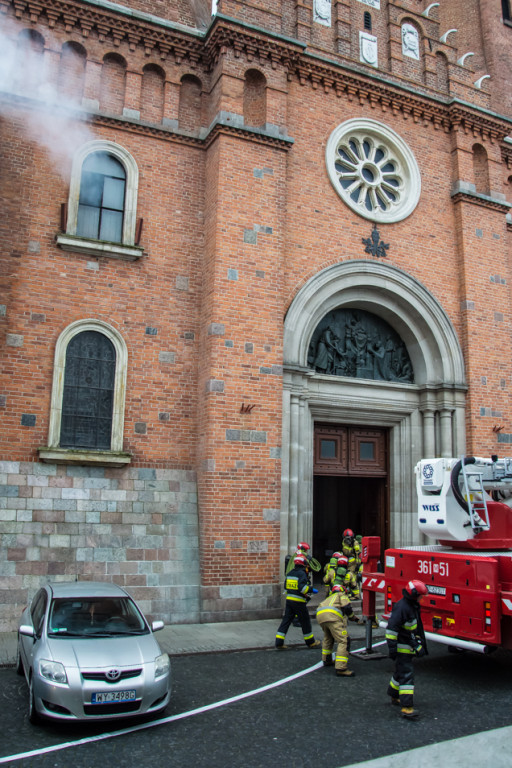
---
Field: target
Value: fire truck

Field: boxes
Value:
[361,455,512,653]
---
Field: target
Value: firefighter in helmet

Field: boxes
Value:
[316,584,362,676]
[386,579,429,719]
[323,551,342,596]
[341,528,361,599]
[275,554,321,649]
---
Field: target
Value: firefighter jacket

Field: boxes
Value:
[333,566,351,591]
[316,591,358,624]
[342,538,361,572]
[386,593,428,659]
[323,560,337,590]
[284,565,311,604]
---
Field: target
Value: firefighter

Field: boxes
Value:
[316,584,362,676]
[386,579,428,719]
[333,555,355,597]
[322,551,342,595]
[341,529,361,599]
[275,554,321,649]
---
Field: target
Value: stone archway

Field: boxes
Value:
[280,260,467,567]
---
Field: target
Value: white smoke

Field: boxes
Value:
[0,24,94,177]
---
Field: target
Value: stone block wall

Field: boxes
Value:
[0,460,201,631]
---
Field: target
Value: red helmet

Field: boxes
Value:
[294,555,308,567]
[343,529,354,538]
[404,580,428,599]
[298,541,310,551]
[337,556,349,567]
[331,584,342,593]
[332,551,342,559]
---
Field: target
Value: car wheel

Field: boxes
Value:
[28,677,40,725]
[15,640,24,677]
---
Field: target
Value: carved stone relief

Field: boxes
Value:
[308,308,414,382]
[314,0,331,26]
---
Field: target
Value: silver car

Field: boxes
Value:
[17,581,171,724]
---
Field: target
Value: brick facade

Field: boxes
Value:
[1,0,512,629]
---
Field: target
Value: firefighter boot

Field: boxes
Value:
[307,640,321,649]
[401,707,419,719]
[336,669,355,677]
[323,655,334,666]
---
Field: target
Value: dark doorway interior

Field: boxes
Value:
[312,475,388,567]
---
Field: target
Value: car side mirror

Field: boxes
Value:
[151,620,164,632]
[19,624,35,638]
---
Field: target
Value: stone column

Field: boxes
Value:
[440,408,453,457]
[422,408,436,456]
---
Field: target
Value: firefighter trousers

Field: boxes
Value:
[276,600,316,646]
[318,619,350,670]
[388,654,415,708]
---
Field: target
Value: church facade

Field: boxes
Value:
[1,0,512,629]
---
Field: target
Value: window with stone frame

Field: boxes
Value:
[39,319,130,466]
[60,330,116,450]
[56,140,143,261]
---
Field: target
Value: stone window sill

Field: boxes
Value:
[38,447,132,467]
[56,233,144,261]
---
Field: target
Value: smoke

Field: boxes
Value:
[0,25,94,178]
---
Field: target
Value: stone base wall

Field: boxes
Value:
[0,460,201,631]
[199,583,282,623]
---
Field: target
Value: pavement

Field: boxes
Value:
[2,598,510,767]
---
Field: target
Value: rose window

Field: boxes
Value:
[326,119,421,223]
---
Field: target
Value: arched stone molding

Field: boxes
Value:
[281,260,467,566]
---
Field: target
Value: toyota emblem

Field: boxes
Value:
[106,668,121,681]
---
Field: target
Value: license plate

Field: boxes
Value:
[91,690,136,704]
[427,585,446,596]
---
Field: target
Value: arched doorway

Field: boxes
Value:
[280,260,467,572]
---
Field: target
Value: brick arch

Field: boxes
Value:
[100,53,127,114]
[58,41,87,101]
[141,63,166,123]
[436,51,449,93]
[473,143,490,196]
[15,28,45,94]
[178,73,202,133]
[243,68,267,127]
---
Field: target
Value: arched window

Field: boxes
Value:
[60,331,116,449]
[40,320,129,464]
[77,152,126,242]
[243,69,267,127]
[473,143,490,195]
[141,64,165,123]
[364,12,372,31]
[178,74,202,133]
[56,140,142,260]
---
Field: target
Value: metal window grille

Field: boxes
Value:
[364,11,372,30]
[60,331,116,450]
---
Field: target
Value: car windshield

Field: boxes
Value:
[48,597,148,637]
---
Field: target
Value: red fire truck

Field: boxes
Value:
[361,455,512,653]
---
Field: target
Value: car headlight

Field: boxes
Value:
[39,659,68,684]
[154,653,170,678]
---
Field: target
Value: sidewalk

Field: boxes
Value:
[0,613,383,666]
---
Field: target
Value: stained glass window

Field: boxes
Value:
[60,331,116,450]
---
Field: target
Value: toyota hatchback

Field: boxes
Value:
[17,581,171,724]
